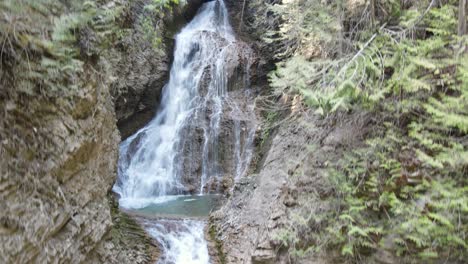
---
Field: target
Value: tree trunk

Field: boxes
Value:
[338,1,345,55]
[370,0,376,26]
[459,0,467,36]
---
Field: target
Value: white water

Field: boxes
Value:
[113,1,254,263]
[145,220,210,264]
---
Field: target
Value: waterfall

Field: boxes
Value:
[144,220,210,264]
[113,0,254,208]
[113,0,256,263]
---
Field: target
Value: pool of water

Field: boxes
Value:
[128,194,222,219]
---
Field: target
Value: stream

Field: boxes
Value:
[113,1,255,263]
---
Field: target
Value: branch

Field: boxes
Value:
[334,23,386,82]
[238,0,247,32]
[399,0,436,39]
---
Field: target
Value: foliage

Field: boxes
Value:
[259,110,279,147]
[323,126,467,261]
[0,0,124,97]
[268,0,468,262]
[145,0,182,12]
[0,0,180,97]
[141,0,183,50]
[264,0,341,59]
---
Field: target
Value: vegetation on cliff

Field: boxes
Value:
[256,0,467,262]
[0,0,181,99]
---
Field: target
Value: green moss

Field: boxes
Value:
[108,194,155,257]
[209,224,226,264]
[259,110,279,148]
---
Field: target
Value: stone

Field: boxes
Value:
[252,249,277,264]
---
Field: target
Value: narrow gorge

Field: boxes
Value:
[1,0,467,264]
[114,1,256,262]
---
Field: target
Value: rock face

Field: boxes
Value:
[110,2,170,140]
[0,68,120,263]
[224,0,280,87]
[210,108,371,263]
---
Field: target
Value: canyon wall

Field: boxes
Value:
[0,48,120,263]
[0,0,204,263]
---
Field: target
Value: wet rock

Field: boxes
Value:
[175,57,257,194]
[221,175,234,191]
[252,249,277,264]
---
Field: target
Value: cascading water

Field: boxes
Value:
[144,219,210,264]
[113,1,256,263]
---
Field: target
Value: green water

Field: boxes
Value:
[133,194,222,218]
